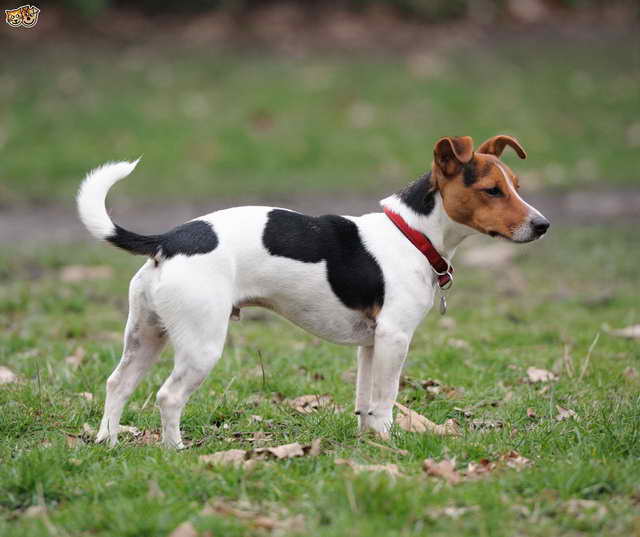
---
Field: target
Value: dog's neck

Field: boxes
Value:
[379,172,476,259]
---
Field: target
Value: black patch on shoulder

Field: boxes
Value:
[463,161,477,186]
[108,220,218,259]
[263,209,384,313]
[159,220,218,258]
[398,172,436,216]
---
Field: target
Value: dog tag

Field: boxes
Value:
[439,294,447,315]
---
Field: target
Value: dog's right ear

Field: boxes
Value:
[433,136,474,177]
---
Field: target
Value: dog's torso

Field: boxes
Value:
[144,206,437,346]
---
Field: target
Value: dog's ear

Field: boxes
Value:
[477,135,526,159]
[433,136,474,176]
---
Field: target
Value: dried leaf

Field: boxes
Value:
[168,521,198,537]
[65,347,86,369]
[202,499,304,532]
[426,505,479,519]
[82,423,96,438]
[448,338,471,351]
[555,405,578,421]
[259,442,304,459]
[470,419,503,431]
[60,265,113,282]
[66,435,80,448]
[465,459,496,478]
[500,450,531,470]
[526,407,537,418]
[422,458,462,484]
[526,367,557,383]
[0,366,19,385]
[335,458,403,477]
[200,449,249,468]
[286,394,333,414]
[77,392,94,401]
[605,324,640,340]
[624,366,639,379]
[394,402,460,436]
[119,425,142,436]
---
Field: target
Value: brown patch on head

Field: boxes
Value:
[432,136,531,240]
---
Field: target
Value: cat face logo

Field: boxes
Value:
[5,5,40,28]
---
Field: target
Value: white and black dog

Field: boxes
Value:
[78,135,549,448]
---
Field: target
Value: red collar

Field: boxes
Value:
[383,207,454,289]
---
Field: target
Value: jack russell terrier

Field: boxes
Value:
[77,135,549,448]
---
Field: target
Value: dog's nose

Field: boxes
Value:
[531,216,550,236]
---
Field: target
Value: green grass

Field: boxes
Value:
[1,224,639,536]
[2,36,638,204]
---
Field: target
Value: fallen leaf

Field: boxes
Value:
[258,442,304,460]
[119,425,142,436]
[526,367,557,383]
[77,392,94,401]
[448,338,471,351]
[200,449,250,468]
[66,435,80,448]
[465,459,496,478]
[500,450,531,471]
[202,499,304,532]
[555,405,578,421]
[527,407,537,418]
[65,347,86,369]
[0,366,19,385]
[60,265,113,282]
[469,419,503,431]
[394,402,460,436]
[426,505,479,519]
[438,317,457,330]
[286,394,334,414]
[82,423,96,438]
[136,429,161,445]
[335,458,403,477]
[422,458,462,484]
[605,324,640,340]
[623,366,639,379]
[168,521,198,537]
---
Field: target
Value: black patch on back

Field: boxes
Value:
[463,161,477,186]
[108,220,218,259]
[263,209,384,313]
[159,220,219,258]
[398,172,436,216]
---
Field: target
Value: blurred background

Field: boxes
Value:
[0,0,638,243]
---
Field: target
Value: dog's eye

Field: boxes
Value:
[483,187,503,197]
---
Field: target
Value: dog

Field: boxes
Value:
[77,135,549,448]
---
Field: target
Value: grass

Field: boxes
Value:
[2,35,638,204]
[1,224,639,536]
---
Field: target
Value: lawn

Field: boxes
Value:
[1,223,638,537]
[2,35,638,204]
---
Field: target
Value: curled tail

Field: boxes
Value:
[77,159,160,256]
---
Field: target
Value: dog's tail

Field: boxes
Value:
[77,159,160,256]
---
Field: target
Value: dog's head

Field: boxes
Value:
[432,135,549,243]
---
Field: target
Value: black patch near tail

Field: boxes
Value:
[108,220,218,259]
[262,209,384,313]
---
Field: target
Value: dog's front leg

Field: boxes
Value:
[366,326,410,439]
[355,345,374,431]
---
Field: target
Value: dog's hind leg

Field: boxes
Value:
[355,345,374,431]
[154,271,232,449]
[96,265,167,446]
